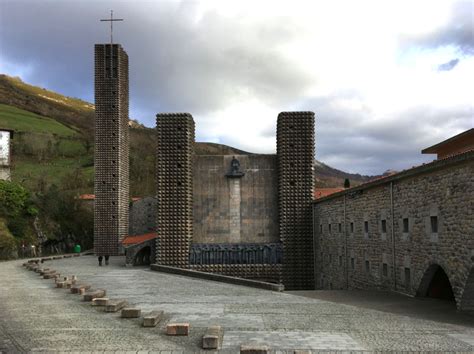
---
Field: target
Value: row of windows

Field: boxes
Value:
[319,216,438,237]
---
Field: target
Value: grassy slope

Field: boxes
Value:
[0,104,77,136]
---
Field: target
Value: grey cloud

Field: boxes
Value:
[438,58,460,71]
[0,0,313,127]
[399,1,474,54]
[298,93,473,175]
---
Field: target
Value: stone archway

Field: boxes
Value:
[417,264,455,301]
[134,246,151,266]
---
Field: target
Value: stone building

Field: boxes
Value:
[94,43,129,256]
[155,112,315,289]
[313,131,474,311]
[0,129,13,181]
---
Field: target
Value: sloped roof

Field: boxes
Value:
[122,232,157,245]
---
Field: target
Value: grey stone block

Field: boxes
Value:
[202,325,222,349]
[121,307,141,318]
[105,299,128,312]
[83,289,106,302]
[142,310,163,327]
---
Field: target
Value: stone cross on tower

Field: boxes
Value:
[100,10,124,44]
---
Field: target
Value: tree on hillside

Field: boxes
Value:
[344,178,351,188]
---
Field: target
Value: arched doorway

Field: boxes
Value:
[134,246,151,266]
[417,264,455,301]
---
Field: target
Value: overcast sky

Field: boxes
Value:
[0,0,472,175]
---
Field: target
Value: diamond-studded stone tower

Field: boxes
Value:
[277,111,315,290]
[94,43,129,256]
[155,113,195,267]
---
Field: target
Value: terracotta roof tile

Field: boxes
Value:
[122,232,157,245]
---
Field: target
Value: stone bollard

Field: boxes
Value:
[105,299,128,312]
[142,311,163,327]
[166,323,189,336]
[92,297,109,306]
[240,345,269,354]
[202,325,223,349]
[83,289,107,302]
[121,307,141,318]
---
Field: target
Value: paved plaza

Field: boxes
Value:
[1,255,474,353]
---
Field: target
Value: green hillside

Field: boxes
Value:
[0,104,78,136]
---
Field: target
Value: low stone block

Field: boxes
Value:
[56,281,66,288]
[71,284,91,294]
[240,345,269,354]
[52,256,63,260]
[105,299,128,312]
[83,289,106,302]
[202,325,223,349]
[121,307,141,318]
[64,280,73,289]
[166,323,189,336]
[64,254,72,258]
[142,311,163,327]
[73,254,80,257]
[79,288,86,295]
[294,351,311,354]
[92,297,109,306]
[43,272,57,279]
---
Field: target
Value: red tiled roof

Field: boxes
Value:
[122,232,157,245]
[314,188,345,199]
[78,194,95,200]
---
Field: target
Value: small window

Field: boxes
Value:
[328,224,332,234]
[290,181,295,186]
[405,267,411,289]
[403,218,409,233]
[350,222,354,233]
[382,263,388,277]
[365,260,370,273]
[351,257,355,270]
[338,223,342,233]
[319,224,322,233]
[430,216,438,233]
[339,255,342,266]
[381,219,387,233]
[364,221,369,234]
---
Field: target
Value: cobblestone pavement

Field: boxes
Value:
[1,255,474,353]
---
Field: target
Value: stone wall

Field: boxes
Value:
[94,43,129,256]
[193,154,278,244]
[129,196,157,236]
[313,151,474,310]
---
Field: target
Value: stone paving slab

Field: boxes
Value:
[222,331,366,350]
[1,256,474,352]
[169,314,264,329]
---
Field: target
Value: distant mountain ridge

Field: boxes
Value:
[0,74,375,190]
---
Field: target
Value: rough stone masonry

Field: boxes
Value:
[94,43,129,256]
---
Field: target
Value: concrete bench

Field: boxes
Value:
[83,289,107,301]
[70,284,91,294]
[142,311,163,327]
[166,323,189,336]
[105,299,128,312]
[240,345,269,354]
[121,307,141,318]
[202,325,223,349]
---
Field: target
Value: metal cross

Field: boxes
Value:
[100,10,124,44]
